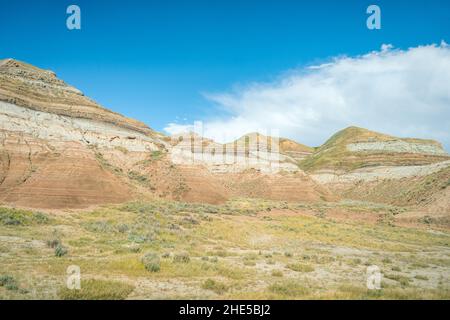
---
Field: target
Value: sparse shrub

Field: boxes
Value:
[382,257,392,264]
[421,216,433,225]
[46,238,61,248]
[379,213,395,226]
[0,275,18,291]
[55,244,68,257]
[150,150,163,161]
[243,260,256,266]
[243,254,257,265]
[0,207,50,226]
[127,233,148,243]
[32,212,50,224]
[58,279,134,300]
[385,273,410,287]
[269,281,310,297]
[117,224,129,233]
[114,146,129,154]
[271,270,283,277]
[162,252,171,259]
[129,245,141,253]
[141,253,161,272]
[443,178,450,189]
[84,221,114,233]
[286,263,314,273]
[201,279,227,294]
[316,209,327,219]
[209,250,228,257]
[411,262,428,268]
[173,252,190,263]
[128,170,151,186]
[284,252,293,258]
[182,216,199,225]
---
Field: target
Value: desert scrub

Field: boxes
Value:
[150,150,164,161]
[385,273,410,287]
[420,216,433,225]
[95,152,123,174]
[201,279,228,294]
[208,250,228,257]
[0,275,18,291]
[58,279,134,300]
[382,257,392,264]
[55,244,68,257]
[173,252,190,263]
[286,263,314,273]
[142,253,161,272]
[138,151,165,165]
[116,223,129,233]
[269,281,310,298]
[83,220,115,233]
[46,236,61,248]
[0,207,49,226]
[271,270,283,277]
[128,170,153,189]
[114,146,129,154]
[243,260,256,266]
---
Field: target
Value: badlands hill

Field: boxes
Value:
[300,126,448,172]
[0,59,332,208]
[0,59,167,208]
[0,59,448,217]
[304,126,450,217]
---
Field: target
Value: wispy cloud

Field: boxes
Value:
[165,42,450,150]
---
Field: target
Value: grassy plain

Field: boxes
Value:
[0,199,449,299]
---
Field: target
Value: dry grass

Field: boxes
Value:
[0,198,449,300]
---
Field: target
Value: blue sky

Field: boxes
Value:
[1,0,449,147]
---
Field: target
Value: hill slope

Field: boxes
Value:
[300,126,449,172]
[0,59,334,208]
[0,59,166,208]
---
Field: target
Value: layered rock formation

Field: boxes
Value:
[0,59,448,215]
[302,127,450,214]
[0,58,154,135]
[0,59,332,208]
[0,59,166,208]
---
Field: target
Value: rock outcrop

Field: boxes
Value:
[0,58,155,135]
[0,59,332,208]
[0,59,448,214]
[0,59,166,208]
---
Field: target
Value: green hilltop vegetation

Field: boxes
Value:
[299,126,448,172]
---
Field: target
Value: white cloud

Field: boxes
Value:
[164,43,450,151]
